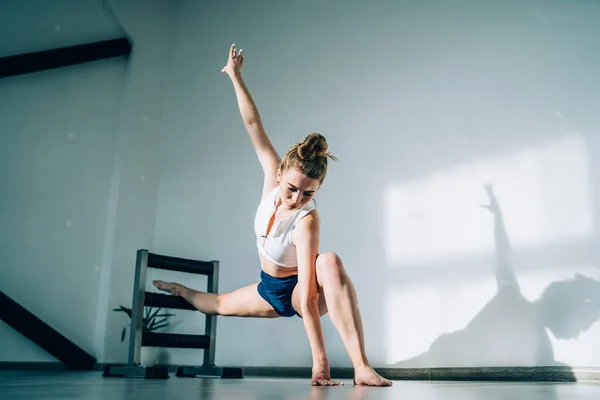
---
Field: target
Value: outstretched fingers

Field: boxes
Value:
[312,378,344,386]
[222,43,244,74]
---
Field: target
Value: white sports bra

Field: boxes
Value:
[254,186,316,267]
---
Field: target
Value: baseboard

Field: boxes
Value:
[241,366,600,383]
[2,363,598,383]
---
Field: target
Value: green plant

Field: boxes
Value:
[113,305,175,342]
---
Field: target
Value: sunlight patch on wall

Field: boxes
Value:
[386,267,600,367]
[384,275,496,365]
[383,134,593,267]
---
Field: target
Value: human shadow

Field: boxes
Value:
[392,184,600,379]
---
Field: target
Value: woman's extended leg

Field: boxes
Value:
[293,252,392,386]
[152,280,280,318]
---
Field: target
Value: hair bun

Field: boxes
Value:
[297,133,336,161]
[280,133,338,184]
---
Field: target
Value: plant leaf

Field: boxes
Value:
[113,306,132,319]
[154,313,176,318]
[121,327,126,342]
[147,318,158,330]
[148,307,162,321]
[148,317,169,330]
[119,306,132,318]
[151,323,169,331]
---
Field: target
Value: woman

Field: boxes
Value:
[153,44,391,387]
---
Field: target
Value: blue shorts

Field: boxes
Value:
[257,270,300,317]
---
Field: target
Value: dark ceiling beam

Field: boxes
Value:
[0,37,132,79]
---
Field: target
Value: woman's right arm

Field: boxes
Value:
[222,44,280,195]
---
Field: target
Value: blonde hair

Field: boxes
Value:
[280,133,337,185]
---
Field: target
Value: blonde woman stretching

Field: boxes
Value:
[154,44,392,387]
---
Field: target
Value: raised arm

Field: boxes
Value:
[222,44,280,197]
[481,184,520,293]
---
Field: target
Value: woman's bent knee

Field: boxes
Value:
[214,294,227,316]
[316,252,345,283]
[317,252,341,268]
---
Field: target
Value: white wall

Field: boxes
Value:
[0,0,175,364]
[93,0,176,365]
[153,0,600,369]
[2,0,598,371]
[0,0,127,361]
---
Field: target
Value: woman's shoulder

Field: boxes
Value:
[291,209,320,248]
[296,208,320,230]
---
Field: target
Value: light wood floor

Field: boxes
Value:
[1,371,600,400]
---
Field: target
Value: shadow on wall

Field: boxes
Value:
[391,185,600,372]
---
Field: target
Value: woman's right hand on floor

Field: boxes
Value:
[311,362,343,386]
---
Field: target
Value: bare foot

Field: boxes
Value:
[152,280,186,296]
[353,366,392,386]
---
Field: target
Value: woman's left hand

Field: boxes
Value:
[221,43,244,77]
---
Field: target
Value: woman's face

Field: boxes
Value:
[277,168,320,210]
